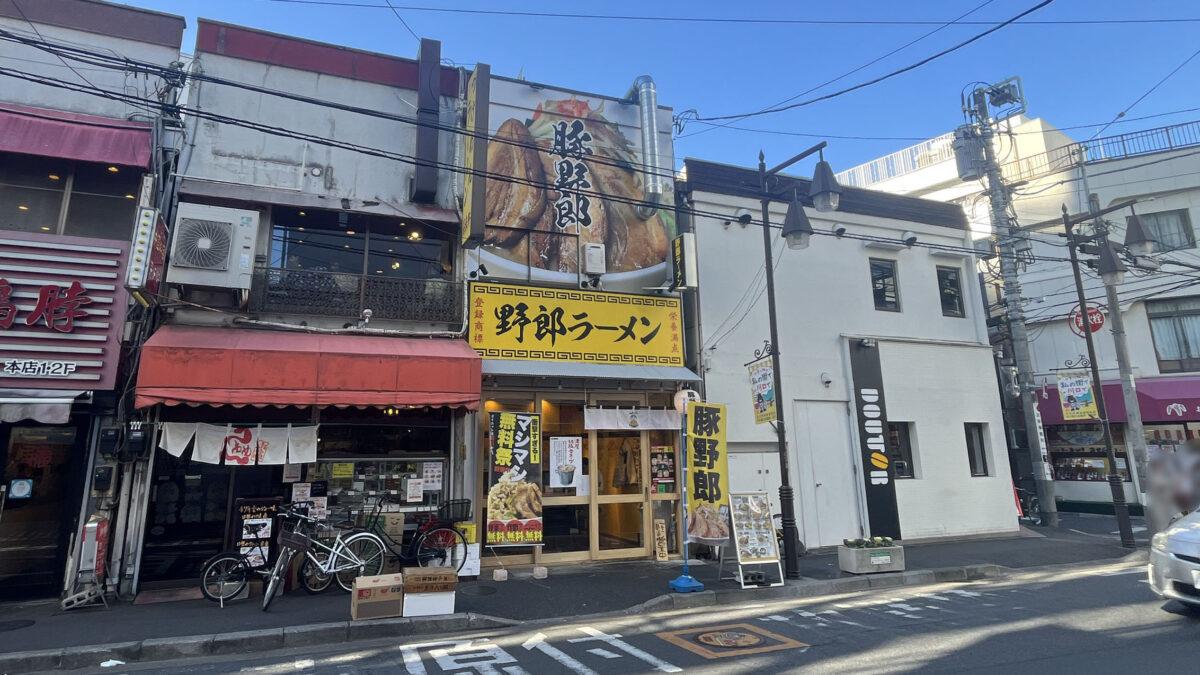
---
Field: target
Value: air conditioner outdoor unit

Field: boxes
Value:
[165,202,260,290]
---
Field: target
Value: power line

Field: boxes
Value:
[258,1,1199,27]
[692,0,1056,122]
[1089,46,1200,139]
[382,0,421,43]
[677,0,998,139]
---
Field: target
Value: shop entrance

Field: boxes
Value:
[483,392,681,565]
[0,424,83,598]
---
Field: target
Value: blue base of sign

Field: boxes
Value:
[669,574,705,593]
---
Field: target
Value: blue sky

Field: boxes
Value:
[121,0,1198,173]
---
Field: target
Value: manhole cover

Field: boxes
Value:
[457,584,498,596]
[695,630,764,648]
[0,620,35,633]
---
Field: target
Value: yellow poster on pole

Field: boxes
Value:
[685,401,730,546]
[1056,370,1099,421]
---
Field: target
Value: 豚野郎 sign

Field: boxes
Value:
[469,282,683,366]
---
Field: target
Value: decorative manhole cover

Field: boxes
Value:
[0,620,35,633]
[695,630,764,648]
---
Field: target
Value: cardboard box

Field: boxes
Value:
[455,522,477,544]
[402,567,458,593]
[367,513,406,538]
[350,574,405,621]
[403,591,455,617]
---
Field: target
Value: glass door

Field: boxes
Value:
[539,398,589,562]
[591,395,650,560]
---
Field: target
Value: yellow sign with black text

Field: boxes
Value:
[685,401,729,547]
[469,282,683,366]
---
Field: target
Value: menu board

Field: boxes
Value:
[729,492,779,564]
[232,497,283,569]
[650,446,676,493]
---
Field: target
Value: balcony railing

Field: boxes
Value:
[249,266,463,325]
[1001,119,1200,183]
[836,132,957,188]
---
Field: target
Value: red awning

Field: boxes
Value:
[0,103,152,167]
[135,325,481,410]
[1036,375,1200,425]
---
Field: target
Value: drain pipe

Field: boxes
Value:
[626,75,662,220]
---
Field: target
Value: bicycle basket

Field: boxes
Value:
[277,527,311,554]
[437,499,471,524]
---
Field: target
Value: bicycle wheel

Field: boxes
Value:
[200,553,249,603]
[299,553,334,594]
[334,533,386,593]
[416,526,468,572]
[262,548,293,611]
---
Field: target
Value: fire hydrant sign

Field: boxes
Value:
[685,401,730,546]
[1056,370,1099,421]
[1068,302,1106,338]
[486,412,543,546]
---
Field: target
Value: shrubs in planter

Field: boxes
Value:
[838,536,905,574]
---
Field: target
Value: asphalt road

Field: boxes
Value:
[73,557,1198,675]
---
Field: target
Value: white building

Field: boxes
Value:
[682,159,1018,547]
[840,115,1200,511]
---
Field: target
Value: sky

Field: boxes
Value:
[114,0,1199,175]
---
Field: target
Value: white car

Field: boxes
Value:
[1149,510,1200,609]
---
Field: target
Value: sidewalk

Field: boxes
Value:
[0,520,1142,670]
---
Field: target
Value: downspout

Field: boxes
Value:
[626,76,662,219]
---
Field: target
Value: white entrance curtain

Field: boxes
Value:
[584,408,681,430]
[167,423,320,465]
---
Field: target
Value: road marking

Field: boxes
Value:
[586,648,621,659]
[522,633,598,675]
[575,627,681,673]
[656,623,808,661]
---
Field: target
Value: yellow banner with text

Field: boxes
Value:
[469,282,683,366]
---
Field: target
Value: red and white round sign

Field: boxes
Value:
[1068,303,1106,337]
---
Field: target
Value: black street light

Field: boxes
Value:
[757,141,840,579]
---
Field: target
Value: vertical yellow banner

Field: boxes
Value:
[685,401,730,546]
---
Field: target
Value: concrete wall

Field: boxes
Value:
[692,186,1016,545]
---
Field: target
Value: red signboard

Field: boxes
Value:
[0,231,130,390]
[1069,302,1105,338]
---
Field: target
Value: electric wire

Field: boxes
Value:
[691,0,1056,122]
[382,0,421,43]
[1089,46,1200,140]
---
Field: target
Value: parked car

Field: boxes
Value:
[1149,510,1200,609]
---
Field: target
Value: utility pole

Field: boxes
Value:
[1076,151,1153,528]
[970,87,1059,526]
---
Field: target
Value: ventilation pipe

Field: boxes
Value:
[626,76,662,220]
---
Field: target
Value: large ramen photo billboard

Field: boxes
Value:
[465,76,675,293]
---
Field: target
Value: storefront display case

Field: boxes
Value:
[1046,423,1132,482]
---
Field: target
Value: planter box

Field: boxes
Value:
[838,545,905,574]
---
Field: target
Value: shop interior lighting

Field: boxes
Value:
[346,230,356,235]
[124,194,135,199]
[40,226,51,231]
[408,231,422,241]
[17,205,29,210]
[298,211,306,216]
[48,173,60,180]
[107,166,119,173]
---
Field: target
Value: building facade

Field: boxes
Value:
[839,112,1200,512]
[683,159,1017,547]
[0,0,185,598]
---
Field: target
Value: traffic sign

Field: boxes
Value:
[1068,303,1106,337]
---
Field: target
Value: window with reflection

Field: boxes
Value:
[0,152,138,239]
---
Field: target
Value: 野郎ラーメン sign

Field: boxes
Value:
[1056,371,1099,420]
[747,358,776,425]
[685,401,730,546]
[486,412,543,546]
[470,282,683,365]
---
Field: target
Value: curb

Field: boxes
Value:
[0,561,1040,673]
[0,612,518,674]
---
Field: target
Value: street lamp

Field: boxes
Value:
[1123,211,1158,257]
[757,141,840,579]
[1097,243,1128,286]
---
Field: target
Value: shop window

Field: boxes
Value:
[1045,423,1132,482]
[936,266,965,317]
[887,422,916,478]
[271,206,453,280]
[870,258,900,311]
[0,152,137,240]
[965,423,990,477]
[1147,296,1200,373]
[1130,209,1194,253]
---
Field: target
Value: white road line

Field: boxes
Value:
[523,633,598,675]
[586,649,621,659]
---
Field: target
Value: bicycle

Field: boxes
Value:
[199,502,387,610]
[366,497,471,572]
[773,513,807,557]
[1015,486,1044,526]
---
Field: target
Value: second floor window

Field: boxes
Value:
[1,152,139,241]
[1148,296,1200,373]
[937,266,965,317]
[870,258,900,311]
[1131,209,1194,253]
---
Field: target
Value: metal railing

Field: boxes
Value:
[1001,119,1200,183]
[837,119,1200,188]
[249,266,463,325]
[836,132,956,188]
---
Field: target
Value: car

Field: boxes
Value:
[1149,510,1200,609]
